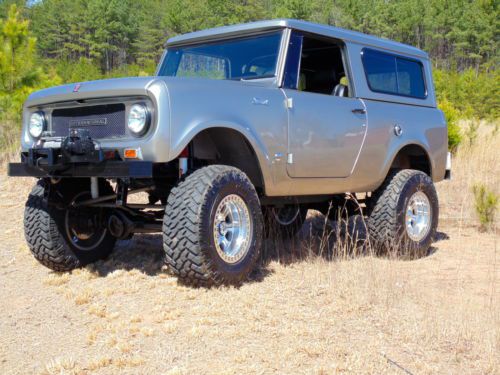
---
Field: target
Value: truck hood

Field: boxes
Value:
[25,77,161,108]
[25,76,277,108]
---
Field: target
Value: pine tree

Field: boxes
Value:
[0,4,38,91]
[131,0,166,71]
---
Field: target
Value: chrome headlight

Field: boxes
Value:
[127,103,150,136]
[29,112,46,138]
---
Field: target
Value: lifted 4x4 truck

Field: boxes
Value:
[8,20,451,286]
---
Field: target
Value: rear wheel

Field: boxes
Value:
[163,165,263,286]
[24,179,116,271]
[367,169,438,258]
[263,205,308,238]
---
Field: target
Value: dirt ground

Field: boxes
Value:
[0,173,498,375]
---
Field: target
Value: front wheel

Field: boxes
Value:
[163,165,263,286]
[367,169,438,258]
[24,179,117,271]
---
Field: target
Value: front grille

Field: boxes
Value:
[51,104,126,139]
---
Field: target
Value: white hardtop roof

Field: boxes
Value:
[166,19,428,59]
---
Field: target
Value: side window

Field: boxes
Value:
[283,32,350,97]
[243,55,277,78]
[282,33,303,89]
[396,58,426,98]
[362,48,426,99]
[361,50,397,93]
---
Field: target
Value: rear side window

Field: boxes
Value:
[362,49,426,99]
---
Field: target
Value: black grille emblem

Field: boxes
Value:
[69,118,108,127]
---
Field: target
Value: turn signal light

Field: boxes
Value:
[124,149,138,159]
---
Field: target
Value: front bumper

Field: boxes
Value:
[8,147,153,178]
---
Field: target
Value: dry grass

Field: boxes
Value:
[438,120,500,225]
[0,126,498,374]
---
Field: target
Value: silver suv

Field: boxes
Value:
[8,20,451,286]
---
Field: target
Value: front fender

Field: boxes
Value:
[164,77,289,195]
[170,121,273,191]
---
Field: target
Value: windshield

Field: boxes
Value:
[158,31,283,81]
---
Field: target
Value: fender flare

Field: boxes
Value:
[169,121,273,193]
[378,141,434,186]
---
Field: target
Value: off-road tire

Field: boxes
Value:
[367,169,438,258]
[263,205,308,238]
[163,165,263,287]
[24,179,116,271]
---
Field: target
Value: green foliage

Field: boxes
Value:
[53,58,102,83]
[434,68,499,120]
[25,0,498,76]
[438,98,462,152]
[273,0,313,19]
[131,0,166,69]
[0,4,38,92]
[22,0,499,77]
[0,4,60,152]
[472,183,499,232]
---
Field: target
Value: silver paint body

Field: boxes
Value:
[20,19,448,197]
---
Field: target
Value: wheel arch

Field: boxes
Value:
[387,143,433,178]
[172,125,270,194]
[372,142,434,192]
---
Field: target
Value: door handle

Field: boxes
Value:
[252,97,269,106]
[352,108,366,114]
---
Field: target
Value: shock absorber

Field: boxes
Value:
[179,147,189,177]
[90,177,99,199]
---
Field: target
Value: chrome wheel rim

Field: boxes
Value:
[405,191,432,242]
[213,194,252,264]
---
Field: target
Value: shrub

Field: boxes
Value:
[434,69,499,121]
[54,58,102,83]
[472,183,498,232]
[438,98,462,152]
[465,121,479,147]
[0,4,61,154]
